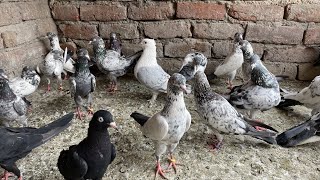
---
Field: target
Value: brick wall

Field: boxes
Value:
[51,0,320,81]
[0,0,56,77]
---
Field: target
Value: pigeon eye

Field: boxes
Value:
[98,117,104,122]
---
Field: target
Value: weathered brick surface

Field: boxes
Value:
[298,63,320,81]
[212,41,233,59]
[128,2,174,20]
[193,23,243,40]
[19,1,51,21]
[164,39,211,58]
[99,23,139,39]
[1,31,18,48]
[246,24,304,45]
[73,40,94,56]
[36,18,58,37]
[80,4,127,21]
[0,3,21,27]
[144,21,191,39]
[229,4,284,22]
[59,23,98,40]
[60,41,77,58]
[286,4,320,23]
[177,2,226,20]
[158,58,182,74]
[264,62,297,79]
[264,46,319,63]
[304,27,320,45]
[52,4,79,21]
[0,38,3,49]
[121,42,163,57]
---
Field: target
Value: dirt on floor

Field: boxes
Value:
[1,75,319,180]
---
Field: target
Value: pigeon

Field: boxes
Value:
[130,73,191,179]
[0,74,29,127]
[90,35,142,93]
[214,42,244,89]
[57,110,117,180]
[228,54,281,120]
[134,38,170,104]
[179,52,277,148]
[239,39,254,82]
[0,112,74,180]
[276,75,320,115]
[276,112,320,147]
[8,66,40,97]
[69,48,96,120]
[179,52,208,81]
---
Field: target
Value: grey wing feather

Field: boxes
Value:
[137,66,169,93]
[142,113,169,140]
[90,74,96,92]
[69,78,76,98]
[13,98,27,116]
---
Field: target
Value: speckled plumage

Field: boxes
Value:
[134,39,170,103]
[239,40,254,81]
[0,77,28,127]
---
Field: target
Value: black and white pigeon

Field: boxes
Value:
[0,74,29,127]
[179,52,277,149]
[90,35,142,93]
[57,110,117,180]
[214,42,244,89]
[0,112,73,180]
[9,66,40,97]
[69,48,96,120]
[179,52,208,81]
[238,38,254,82]
[228,54,281,120]
[134,38,170,104]
[277,75,320,116]
[276,112,320,147]
[130,73,191,179]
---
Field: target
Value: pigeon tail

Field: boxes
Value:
[276,98,302,109]
[276,119,320,147]
[275,75,289,82]
[245,118,278,144]
[130,112,149,126]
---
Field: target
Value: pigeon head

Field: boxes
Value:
[90,36,105,49]
[110,32,118,40]
[47,32,58,42]
[141,39,156,49]
[77,48,90,60]
[168,73,188,93]
[179,52,208,80]
[109,32,122,54]
[0,69,8,80]
[89,110,118,132]
[239,40,254,59]
[21,66,37,78]
[234,32,243,43]
[75,49,90,74]
[233,43,242,54]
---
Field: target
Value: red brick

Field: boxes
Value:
[59,23,98,40]
[264,45,319,63]
[0,3,21,26]
[52,4,79,21]
[193,23,243,40]
[18,1,51,21]
[80,4,126,21]
[164,39,211,58]
[177,2,226,20]
[298,63,320,81]
[264,62,297,79]
[229,4,284,22]
[304,27,320,45]
[158,58,183,74]
[121,42,163,57]
[99,23,139,40]
[73,40,94,56]
[1,31,18,48]
[246,24,304,45]
[286,4,320,23]
[144,21,191,39]
[128,2,174,20]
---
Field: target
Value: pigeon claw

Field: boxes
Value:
[107,82,118,93]
[155,162,168,180]
[164,156,181,174]
[46,84,51,92]
[76,107,85,120]
[207,137,223,151]
[87,107,94,116]
[58,85,63,91]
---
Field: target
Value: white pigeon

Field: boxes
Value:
[214,42,244,89]
[9,66,40,97]
[277,75,320,115]
[179,53,277,148]
[130,73,191,179]
[134,39,170,103]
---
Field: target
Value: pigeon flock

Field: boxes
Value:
[0,31,319,180]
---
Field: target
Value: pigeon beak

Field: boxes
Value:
[109,122,119,131]
[88,41,92,45]
[180,84,190,94]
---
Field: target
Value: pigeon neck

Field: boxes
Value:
[110,39,121,54]
[0,82,16,101]
[50,37,62,51]
[87,128,110,143]
[194,71,211,95]
[140,46,157,65]
[161,89,185,116]
[93,44,106,62]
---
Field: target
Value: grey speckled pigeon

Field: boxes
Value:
[0,112,74,180]
[239,39,254,82]
[0,75,29,127]
[9,66,40,97]
[277,75,320,115]
[179,52,208,81]
[130,73,191,179]
[276,112,320,147]
[228,54,281,120]
[90,35,142,93]
[214,42,244,89]
[69,49,96,120]
[180,52,277,149]
[134,39,170,104]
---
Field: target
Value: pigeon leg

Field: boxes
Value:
[249,110,266,131]
[148,92,159,105]
[252,119,266,131]
[154,159,167,180]
[0,171,14,180]
[107,80,118,93]
[164,154,183,173]
[87,105,94,116]
[227,79,233,90]
[76,107,84,120]
[207,132,223,151]
[87,94,94,116]
[46,78,51,92]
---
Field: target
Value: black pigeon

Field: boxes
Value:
[276,113,320,147]
[57,110,117,180]
[0,112,74,180]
